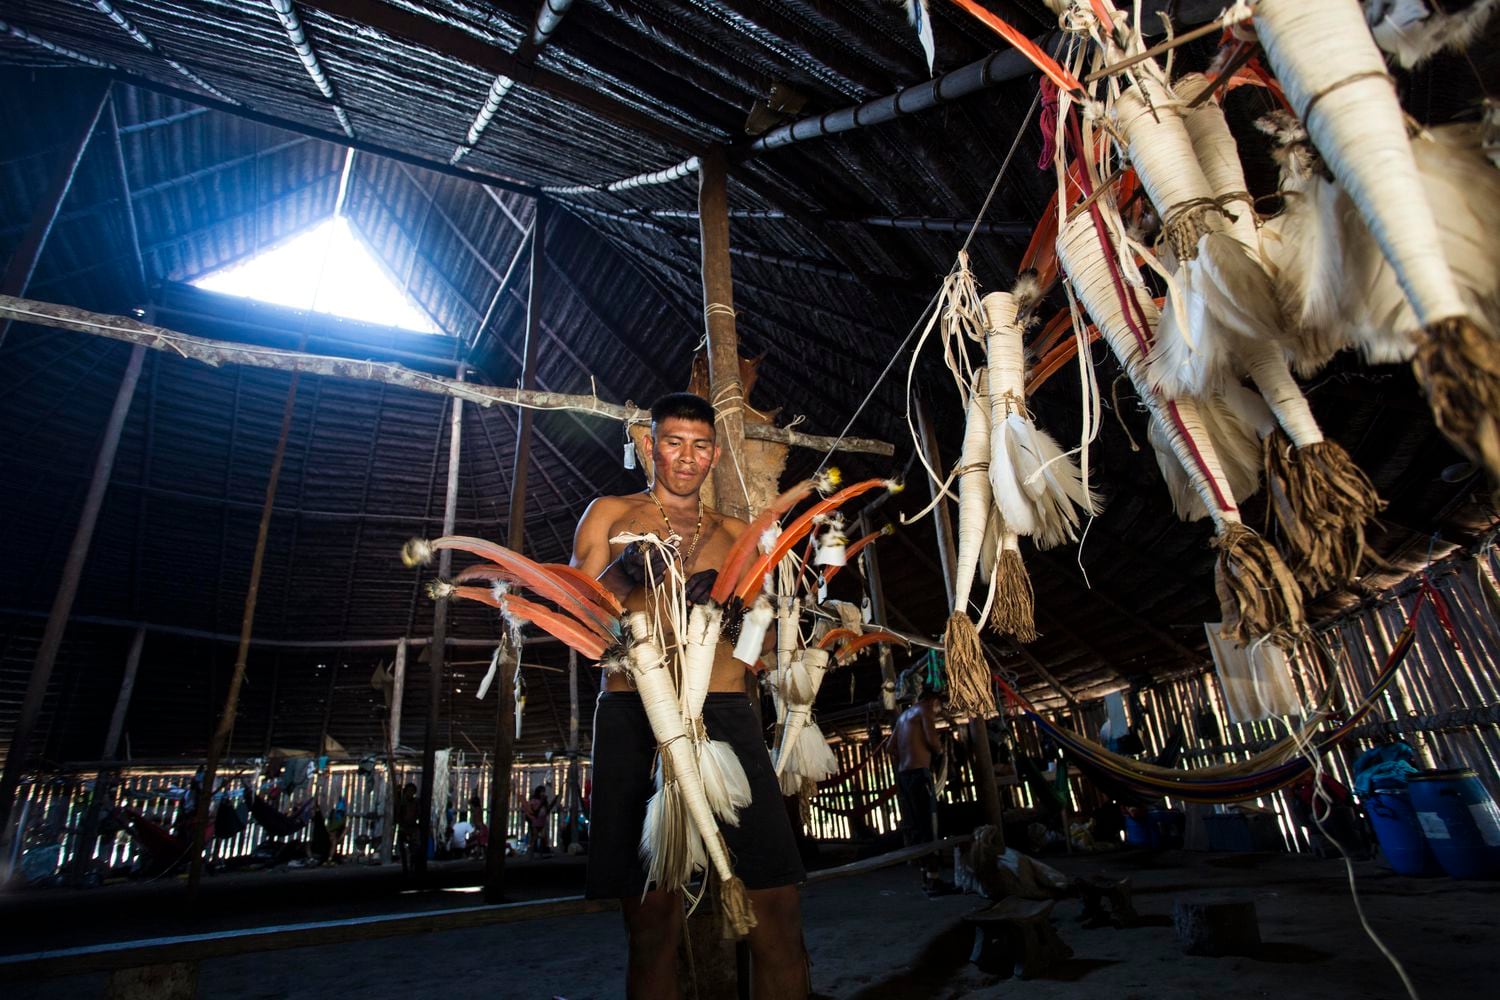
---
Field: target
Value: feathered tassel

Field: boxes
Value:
[1213,523,1308,647]
[640,751,706,893]
[698,732,754,826]
[902,0,937,74]
[1262,431,1386,594]
[983,289,1099,549]
[990,534,1037,643]
[942,611,997,718]
[1365,0,1498,68]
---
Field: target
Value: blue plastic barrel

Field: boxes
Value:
[1365,790,1440,876]
[1407,769,1500,879]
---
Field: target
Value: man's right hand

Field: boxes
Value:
[616,540,672,584]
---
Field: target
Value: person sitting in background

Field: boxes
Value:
[451,810,476,856]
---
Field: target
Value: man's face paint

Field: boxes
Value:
[648,416,719,499]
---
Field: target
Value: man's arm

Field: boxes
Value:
[571,498,635,602]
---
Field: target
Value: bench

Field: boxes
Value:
[962,897,1072,979]
[1077,874,1138,928]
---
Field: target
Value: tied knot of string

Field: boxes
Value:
[1220,1,1256,41]
[704,302,737,321]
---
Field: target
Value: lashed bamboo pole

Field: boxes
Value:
[379,639,407,866]
[186,363,300,898]
[102,627,146,761]
[0,294,893,458]
[418,370,466,877]
[483,653,516,903]
[699,145,752,521]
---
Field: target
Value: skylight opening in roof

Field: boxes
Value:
[193,215,442,335]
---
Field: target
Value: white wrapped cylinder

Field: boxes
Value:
[952,367,993,612]
[1255,0,1467,324]
[1056,212,1242,530]
[730,595,774,666]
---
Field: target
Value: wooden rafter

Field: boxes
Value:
[0,294,895,458]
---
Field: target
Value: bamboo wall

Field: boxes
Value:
[9,754,590,877]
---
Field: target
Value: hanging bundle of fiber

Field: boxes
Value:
[1113,74,1283,401]
[680,601,752,826]
[1254,0,1500,480]
[772,647,838,797]
[1174,71,1386,592]
[624,611,755,938]
[940,366,1006,716]
[1056,209,1305,646]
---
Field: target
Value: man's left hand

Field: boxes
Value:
[685,569,717,605]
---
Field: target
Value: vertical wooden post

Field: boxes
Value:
[856,515,900,718]
[379,638,408,866]
[318,657,340,756]
[187,369,302,897]
[698,146,751,522]
[0,80,109,350]
[915,398,1004,837]
[565,649,581,840]
[419,371,465,876]
[507,202,546,554]
[483,651,516,903]
[0,343,145,869]
[102,627,146,760]
[693,145,751,1000]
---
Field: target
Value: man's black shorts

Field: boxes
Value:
[895,767,937,844]
[585,690,806,899]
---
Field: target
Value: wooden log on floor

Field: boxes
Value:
[1173,894,1261,956]
[104,961,198,1000]
[963,897,1072,980]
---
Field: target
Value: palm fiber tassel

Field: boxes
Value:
[942,611,997,719]
[1262,431,1386,594]
[719,868,757,940]
[1412,317,1500,481]
[990,547,1038,643]
[639,750,702,893]
[1212,523,1307,647]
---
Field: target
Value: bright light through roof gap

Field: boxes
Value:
[194,150,442,335]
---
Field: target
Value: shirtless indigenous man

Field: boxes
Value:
[892,686,953,895]
[570,392,808,999]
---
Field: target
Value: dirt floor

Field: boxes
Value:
[5,848,1499,998]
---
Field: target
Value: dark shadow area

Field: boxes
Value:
[1035,957,1123,981]
[1255,942,1335,965]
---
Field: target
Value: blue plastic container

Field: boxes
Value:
[1124,811,1157,847]
[1365,790,1440,876]
[1407,769,1500,879]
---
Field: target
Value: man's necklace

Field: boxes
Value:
[645,487,704,566]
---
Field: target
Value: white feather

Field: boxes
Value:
[699,738,753,826]
[903,0,936,74]
[1365,0,1498,68]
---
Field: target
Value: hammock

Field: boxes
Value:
[114,806,193,870]
[249,794,315,838]
[996,582,1446,804]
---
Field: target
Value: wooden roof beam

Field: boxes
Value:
[104,88,147,300]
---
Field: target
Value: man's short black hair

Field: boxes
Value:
[650,392,716,432]
[919,685,947,703]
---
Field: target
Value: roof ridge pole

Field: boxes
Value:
[0,343,146,876]
[185,364,303,901]
[417,366,466,879]
[698,145,751,523]
[915,396,1005,840]
[0,78,109,351]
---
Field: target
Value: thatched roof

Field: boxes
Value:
[0,0,1494,764]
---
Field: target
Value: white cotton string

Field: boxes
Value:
[709,381,755,515]
[1278,638,1422,1000]
[828,87,1042,476]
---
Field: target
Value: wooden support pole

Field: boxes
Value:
[565,649,581,843]
[104,87,148,300]
[856,515,900,718]
[0,80,109,349]
[186,366,301,897]
[379,638,408,866]
[419,371,465,876]
[483,651,517,903]
[0,294,895,458]
[697,145,752,522]
[102,627,146,761]
[914,398,1004,836]
[507,203,546,553]
[0,343,145,870]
